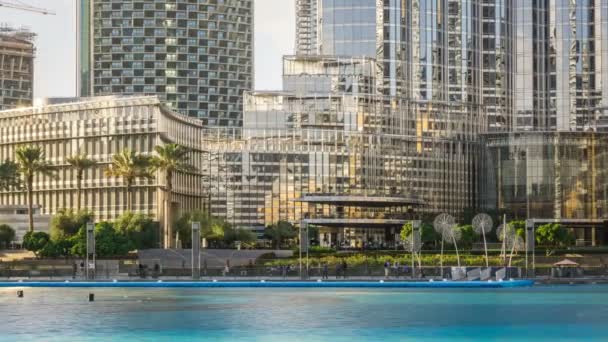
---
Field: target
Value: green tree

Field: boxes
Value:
[15,146,55,233]
[455,224,476,250]
[536,223,575,256]
[22,231,50,257]
[104,149,153,211]
[174,210,226,248]
[71,222,131,258]
[509,220,526,240]
[264,221,297,249]
[224,227,257,246]
[114,212,158,250]
[50,209,93,241]
[0,224,16,249]
[38,238,73,258]
[151,143,196,248]
[66,154,96,211]
[0,160,21,190]
[400,222,440,247]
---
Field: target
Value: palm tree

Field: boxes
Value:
[0,160,21,191]
[151,143,196,248]
[15,146,55,233]
[104,149,153,212]
[66,154,96,211]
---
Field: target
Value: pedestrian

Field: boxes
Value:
[335,263,341,279]
[154,263,160,278]
[394,261,400,279]
[322,262,329,280]
[223,261,230,277]
[384,261,390,278]
[72,262,77,280]
[342,260,348,279]
[247,259,254,277]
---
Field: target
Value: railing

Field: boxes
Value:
[0,264,533,280]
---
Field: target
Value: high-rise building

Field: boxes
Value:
[202,1,488,244]
[295,0,318,55]
[205,0,608,241]
[0,27,35,111]
[77,0,253,128]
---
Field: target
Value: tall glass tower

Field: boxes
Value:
[77,0,253,128]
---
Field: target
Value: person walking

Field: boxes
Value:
[342,260,348,279]
[322,262,329,280]
[335,263,341,279]
[384,261,390,278]
[223,261,230,277]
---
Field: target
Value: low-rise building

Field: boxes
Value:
[0,96,208,247]
[0,205,51,243]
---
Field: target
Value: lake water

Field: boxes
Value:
[1,285,607,341]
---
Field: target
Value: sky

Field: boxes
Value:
[0,0,295,98]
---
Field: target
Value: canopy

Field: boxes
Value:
[553,259,580,267]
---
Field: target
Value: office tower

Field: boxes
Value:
[0,27,35,111]
[295,0,319,55]
[77,0,253,128]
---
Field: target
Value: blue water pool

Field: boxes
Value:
[1,285,607,341]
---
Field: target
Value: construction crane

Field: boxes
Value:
[0,1,56,15]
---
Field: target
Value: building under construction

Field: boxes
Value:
[0,26,35,110]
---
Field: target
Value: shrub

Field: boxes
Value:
[23,231,50,257]
[50,209,93,241]
[114,212,157,250]
[0,224,15,249]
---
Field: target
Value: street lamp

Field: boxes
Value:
[192,221,201,280]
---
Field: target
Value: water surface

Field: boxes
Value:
[1,285,606,341]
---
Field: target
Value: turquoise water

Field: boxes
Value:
[1,285,607,341]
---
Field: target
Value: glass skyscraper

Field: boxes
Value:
[77,0,253,128]
[200,0,608,236]
[202,1,488,238]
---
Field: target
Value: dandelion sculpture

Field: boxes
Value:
[442,223,462,268]
[472,213,493,268]
[496,223,520,266]
[433,213,458,274]
[404,226,422,277]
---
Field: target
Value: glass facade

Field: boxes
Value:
[483,132,608,219]
[482,132,608,243]
[201,55,484,230]
[0,29,35,111]
[79,0,253,128]
[320,0,377,57]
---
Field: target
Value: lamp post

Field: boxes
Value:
[85,222,95,280]
[192,221,201,280]
[525,219,535,278]
[411,220,421,279]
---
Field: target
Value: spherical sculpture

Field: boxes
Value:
[472,213,493,235]
[434,213,455,234]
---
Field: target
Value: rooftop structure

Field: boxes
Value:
[0,26,35,111]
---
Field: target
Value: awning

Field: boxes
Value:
[553,259,580,267]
